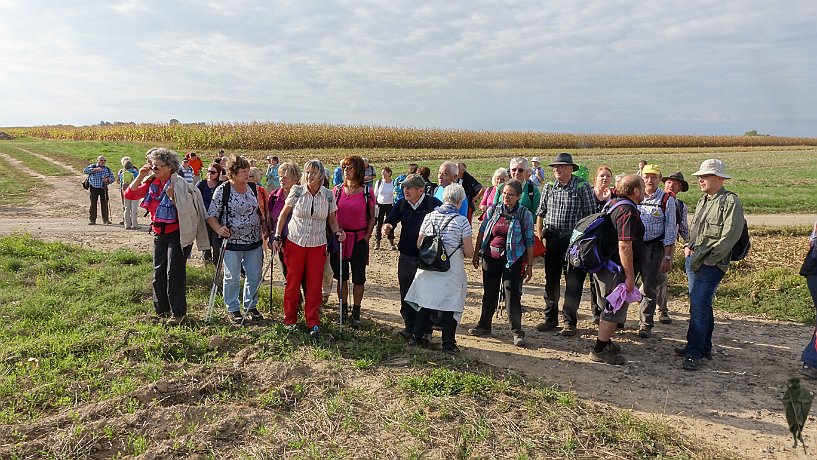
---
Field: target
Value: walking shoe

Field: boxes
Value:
[674,346,712,360]
[589,347,626,365]
[390,241,398,251]
[88,221,96,225]
[658,312,672,324]
[607,340,622,355]
[558,324,577,337]
[513,333,526,347]
[801,365,817,380]
[322,294,330,305]
[283,323,296,331]
[408,337,428,347]
[397,328,412,340]
[682,357,700,371]
[166,315,185,326]
[375,239,381,250]
[309,325,320,338]
[228,310,244,324]
[442,344,461,355]
[351,305,362,329]
[103,220,112,225]
[638,326,652,339]
[468,326,491,337]
[535,321,558,332]
[247,308,264,321]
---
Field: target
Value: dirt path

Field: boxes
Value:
[0,154,814,459]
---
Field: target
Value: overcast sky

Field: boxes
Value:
[1,1,815,136]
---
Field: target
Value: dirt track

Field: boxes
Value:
[1,148,815,459]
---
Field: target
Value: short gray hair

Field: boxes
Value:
[492,168,508,184]
[502,179,523,196]
[147,147,181,173]
[509,157,528,171]
[301,159,327,185]
[440,161,458,177]
[442,183,466,207]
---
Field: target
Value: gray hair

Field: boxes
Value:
[442,183,466,207]
[278,161,300,184]
[502,179,523,196]
[301,159,327,185]
[509,157,528,171]
[440,160,459,177]
[147,147,181,173]
[492,167,508,185]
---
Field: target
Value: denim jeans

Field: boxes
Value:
[684,263,725,359]
[222,245,264,313]
[685,255,695,295]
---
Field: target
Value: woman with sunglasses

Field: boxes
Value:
[125,147,210,326]
[196,163,224,264]
[272,160,345,338]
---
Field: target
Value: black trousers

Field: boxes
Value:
[398,254,422,333]
[413,308,456,347]
[543,233,586,326]
[89,186,110,223]
[203,226,223,266]
[477,255,524,336]
[375,203,394,241]
[153,230,192,317]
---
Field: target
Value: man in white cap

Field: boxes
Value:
[677,159,746,371]
[529,157,545,188]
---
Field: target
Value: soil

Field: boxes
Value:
[1,149,815,459]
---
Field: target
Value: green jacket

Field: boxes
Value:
[686,187,745,272]
[493,180,540,215]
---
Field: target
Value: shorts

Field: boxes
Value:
[594,269,630,324]
[330,237,368,285]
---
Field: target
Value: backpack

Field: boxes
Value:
[218,181,258,227]
[572,164,590,183]
[719,192,750,261]
[566,199,635,273]
[393,174,407,204]
[332,167,343,187]
[333,184,372,223]
[418,214,462,272]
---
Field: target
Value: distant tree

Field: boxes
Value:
[169,118,180,125]
[744,130,759,136]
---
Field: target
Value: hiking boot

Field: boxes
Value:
[442,344,461,355]
[606,340,622,355]
[351,305,362,328]
[309,325,320,338]
[682,357,700,371]
[247,308,264,321]
[638,326,652,339]
[375,239,381,250]
[513,333,526,347]
[468,326,491,337]
[88,221,96,225]
[801,365,817,380]
[558,324,577,337]
[674,346,712,360]
[166,315,185,327]
[103,220,112,225]
[589,347,626,365]
[535,321,558,332]
[397,328,412,340]
[228,310,244,324]
[658,312,672,324]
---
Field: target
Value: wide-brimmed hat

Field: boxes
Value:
[531,156,541,163]
[642,164,661,176]
[401,173,426,189]
[692,159,731,179]
[548,152,578,171]
[661,171,689,192]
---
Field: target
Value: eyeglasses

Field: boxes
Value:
[342,165,355,170]
[151,164,165,171]
[208,170,218,174]
[502,192,519,197]
[510,168,525,172]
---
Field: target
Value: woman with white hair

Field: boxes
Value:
[478,167,508,219]
[404,183,474,354]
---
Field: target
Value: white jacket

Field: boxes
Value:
[170,173,210,250]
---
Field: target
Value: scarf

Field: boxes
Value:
[435,203,460,215]
[141,178,177,223]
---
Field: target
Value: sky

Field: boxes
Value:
[1,1,816,136]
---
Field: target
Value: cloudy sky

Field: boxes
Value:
[1,1,815,136]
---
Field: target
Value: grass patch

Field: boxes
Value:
[0,143,71,176]
[0,138,157,171]
[0,155,42,207]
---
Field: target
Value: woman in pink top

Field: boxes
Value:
[331,155,376,328]
[478,167,508,220]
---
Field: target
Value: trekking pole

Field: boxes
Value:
[269,250,274,315]
[338,240,344,332]
[119,185,126,225]
[206,239,228,322]
[104,185,111,224]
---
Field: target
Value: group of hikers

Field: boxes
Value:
[82,148,817,375]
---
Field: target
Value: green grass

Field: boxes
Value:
[0,138,157,171]
[0,143,72,176]
[0,155,43,207]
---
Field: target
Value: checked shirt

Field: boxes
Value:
[536,176,595,234]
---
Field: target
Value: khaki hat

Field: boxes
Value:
[531,156,541,163]
[642,164,661,176]
[692,159,731,179]
[401,173,426,189]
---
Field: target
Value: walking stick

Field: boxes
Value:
[119,184,126,226]
[206,239,228,322]
[269,249,274,314]
[103,185,111,224]
[338,240,344,332]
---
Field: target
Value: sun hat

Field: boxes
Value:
[531,156,541,163]
[401,173,426,189]
[548,152,578,171]
[692,159,731,179]
[661,171,689,192]
[641,164,661,176]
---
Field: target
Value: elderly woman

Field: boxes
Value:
[331,155,375,327]
[405,183,474,354]
[206,156,266,324]
[272,160,346,338]
[197,163,223,264]
[469,179,535,346]
[118,157,140,229]
[478,167,508,218]
[265,162,305,294]
[124,147,210,326]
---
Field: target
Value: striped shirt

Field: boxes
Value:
[285,184,337,248]
[638,188,677,246]
[420,209,473,254]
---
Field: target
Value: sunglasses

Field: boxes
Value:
[342,165,355,170]
[208,170,218,174]
[151,164,165,171]
[510,168,525,172]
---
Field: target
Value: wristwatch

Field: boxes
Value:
[664,255,673,260]
[273,235,283,242]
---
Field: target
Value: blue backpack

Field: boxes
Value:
[566,199,634,273]
[392,174,407,204]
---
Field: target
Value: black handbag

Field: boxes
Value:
[418,214,461,272]
[82,176,90,190]
[800,245,817,277]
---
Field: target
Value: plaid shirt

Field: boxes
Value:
[82,164,115,188]
[638,189,677,246]
[536,176,595,234]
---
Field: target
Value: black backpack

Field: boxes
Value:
[566,199,635,273]
[418,214,462,272]
[719,192,750,261]
[218,181,258,227]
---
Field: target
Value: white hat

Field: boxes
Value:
[692,159,731,179]
[531,156,541,163]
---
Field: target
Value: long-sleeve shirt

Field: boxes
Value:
[83,164,115,189]
[478,203,534,267]
[638,189,677,246]
[686,187,745,272]
[536,176,595,235]
[385,194,442,256]
[493,180,541,215]
[676,199,689,243]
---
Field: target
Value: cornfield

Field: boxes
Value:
[3,122,816,151]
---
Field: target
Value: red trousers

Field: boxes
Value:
[283,241,326,328]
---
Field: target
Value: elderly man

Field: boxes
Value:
[589,174,646,365]
[677,159,746,371]
[534,153,595,336]
[434,161,468,217]
[663,171,690,244]
[82,155,116,225]
[529,156,545,188]
[457,162,484,223]
[636,164,677,338]
[492,157,540,214]
[383,174,443,338]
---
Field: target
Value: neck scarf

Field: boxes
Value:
[141,178,177,223]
